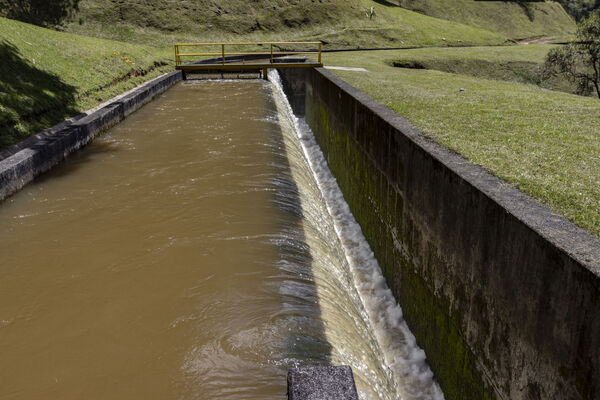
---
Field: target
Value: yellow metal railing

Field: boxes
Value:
[174,42,322,67]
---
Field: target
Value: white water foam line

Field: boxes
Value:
[269,70,445,400]
[324,66,368,72]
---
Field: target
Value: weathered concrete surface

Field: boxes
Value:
[288,366,359,400]
[278,67,600,400]
[0,71,182,201]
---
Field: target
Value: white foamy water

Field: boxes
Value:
[269,70,445,400]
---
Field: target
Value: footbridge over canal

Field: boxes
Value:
[174,41,323,79]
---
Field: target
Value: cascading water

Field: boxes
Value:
[268,70,444,400]
[0,75,443,400]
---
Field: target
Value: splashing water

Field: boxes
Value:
[269,70,445,400]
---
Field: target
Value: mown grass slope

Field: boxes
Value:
[326,49,600,237]
[72,0,363,34]
[388,44,580,94]
[311,0,508,48]
[399,0,576,40]
[65,0,509,48]
[0,17,171,149]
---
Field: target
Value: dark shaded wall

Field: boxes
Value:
[278,67,600,400]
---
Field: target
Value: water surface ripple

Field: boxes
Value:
[0,79,441,400]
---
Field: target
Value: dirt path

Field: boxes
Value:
[516,36,561,45]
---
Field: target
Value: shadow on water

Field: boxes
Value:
[264,97,332,366]
[32,140,121,183]
[0,40,78,149]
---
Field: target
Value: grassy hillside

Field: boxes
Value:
[326,49,600,237]
[388,45,580,94]
[399,0,576,40]
[61,0,576,51]
[64,0,508,48]
[0,17,171,149]
[310,0,507,48]
[71,0,363,34]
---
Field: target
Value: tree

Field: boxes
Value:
[545,9,600,98]
[554,0,600,21]
[0,0,80,27]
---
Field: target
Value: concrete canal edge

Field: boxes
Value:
[278,67,600,400]
[0,70,183,201]
[287,366,359,400]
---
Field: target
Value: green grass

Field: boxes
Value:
[324,48,600,237]
[0,16,172,149]
[64,0,574,48]
[64,0,509,49]
[398,0,576,40]
[385,44,581,94]
[305,0,508,48]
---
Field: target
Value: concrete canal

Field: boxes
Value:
[0,78,442,400]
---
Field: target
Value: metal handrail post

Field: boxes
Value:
[270,43,273,64]
[318,42,322,64]
[222,44,225,65]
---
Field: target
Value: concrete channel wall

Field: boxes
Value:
[278,67,600,400]
[0,70,182,201]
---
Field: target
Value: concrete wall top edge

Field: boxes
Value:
[313,67,600,276]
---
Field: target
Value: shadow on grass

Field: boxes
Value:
[0,40,79,150]
[371,0,401,7]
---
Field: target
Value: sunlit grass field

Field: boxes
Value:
[380,45,581,94]
[394,0,575,40]
[65,0,508,49]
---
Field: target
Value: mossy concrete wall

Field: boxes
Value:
[0,71,182,201]
[278,67,600,400]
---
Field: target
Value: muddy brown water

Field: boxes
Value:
[1,81,312,399]
[0,76,450,400]
[0,80,405,400]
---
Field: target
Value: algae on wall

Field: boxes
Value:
[308,98,495,400]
